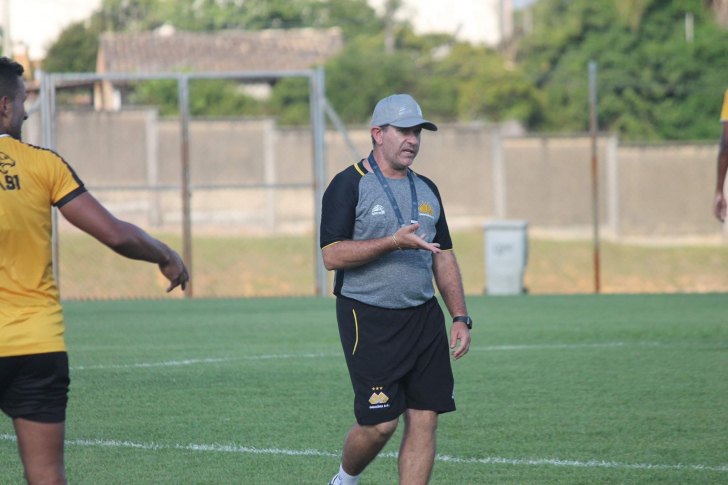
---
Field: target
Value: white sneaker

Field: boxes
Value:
[327,474,341,485]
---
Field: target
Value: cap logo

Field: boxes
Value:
[398,105,410,116]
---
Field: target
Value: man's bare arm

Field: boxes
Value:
[322,222,441,270]
[59,192,188,291]
[432,250,471,360]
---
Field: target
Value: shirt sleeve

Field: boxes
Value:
[320,165,362,249]
[418,175,453,251]
[721,89,728,122]
[49,152,86,207]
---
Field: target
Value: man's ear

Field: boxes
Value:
[0,96,9,117]
[371,126,383,146]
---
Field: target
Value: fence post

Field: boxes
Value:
[145,108,161,227]
[491,128,507,219]
[264,118,278,231]
[311,67,328,297]
[605,135,620,239]
[178,75,193,298]
[589,60,601,293]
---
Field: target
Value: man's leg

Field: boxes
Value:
[398,409,438,485]
[341,418,399,476]
[13,418,66,485]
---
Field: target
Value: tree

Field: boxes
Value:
[43,21,100,73]
[519,0,728,140]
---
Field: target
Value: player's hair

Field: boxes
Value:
[0,57,24,100]
[371,125,389,147]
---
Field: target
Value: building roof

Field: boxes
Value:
[97,27,344,75]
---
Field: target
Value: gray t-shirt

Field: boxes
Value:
[320,158,453,309]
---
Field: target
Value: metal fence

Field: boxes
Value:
[33,71,726,300]
[38,69,336,299]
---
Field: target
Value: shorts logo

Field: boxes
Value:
[368,386,390,409]
[418,202,434,218]
[371,204,385,216]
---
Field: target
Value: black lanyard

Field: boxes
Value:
[367,151,418,227]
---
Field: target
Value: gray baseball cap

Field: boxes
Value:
[371,94,438,131]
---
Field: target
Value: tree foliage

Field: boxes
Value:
[42,0,727,139]
[520,0,728,140]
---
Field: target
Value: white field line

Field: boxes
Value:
[70,353,339,371]
[469,341,662,352]
[0,434,725,472]
[69,342,663,371]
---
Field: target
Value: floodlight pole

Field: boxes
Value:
[311,67,328,297]
[178,75,193,298]
[589,60,601,294]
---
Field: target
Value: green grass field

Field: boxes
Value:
[1,294,726,484]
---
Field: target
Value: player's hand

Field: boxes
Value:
[159,249,189,292]
[394,223,442,254]
[450,321,471,361]
[713,193,727,222]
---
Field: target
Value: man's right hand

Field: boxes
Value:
[394,223,442,254]
[714,192,727,222]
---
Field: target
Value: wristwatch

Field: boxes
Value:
[453,316,472,330]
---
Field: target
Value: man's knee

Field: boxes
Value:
[370,418,399,440]
[404,409,438,432]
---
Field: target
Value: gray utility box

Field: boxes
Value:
[483,220,529,295]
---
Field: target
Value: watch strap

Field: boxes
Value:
[453,316,472,329]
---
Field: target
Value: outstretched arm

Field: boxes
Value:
[59,192,189,292]
[322,222,441,270]
[432,250,471,361]
[714,123,728,222]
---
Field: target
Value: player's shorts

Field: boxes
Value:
[0,352,70,423]
[336,295,456,426]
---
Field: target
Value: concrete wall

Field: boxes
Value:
[50,110,724,238]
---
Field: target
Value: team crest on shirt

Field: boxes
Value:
[369,386,390,409]
[0,152,16,174]
[418,202,434,218]
[371,204,385,216]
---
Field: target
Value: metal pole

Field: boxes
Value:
[323,98,362,162]
[40,72,61,291]
[311,67,328,297]
[685,12,694,42]
[2,0,10,57]
[178,76,193,298]
[588,60,601,293]
[491,128,507,219]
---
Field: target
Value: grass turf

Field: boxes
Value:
[0,294,726,484]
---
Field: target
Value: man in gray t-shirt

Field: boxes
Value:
[321,94,472,485]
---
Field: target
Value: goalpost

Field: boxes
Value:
[39,67,336,298]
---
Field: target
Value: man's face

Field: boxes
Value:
[377,125,422,171]
[3,77,28,141]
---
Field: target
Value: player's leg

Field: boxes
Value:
[0,352,70,485]
[397,298,457,484]
[341,418,399,476]
[398,409,438,485]
[13,418,66,485]
[332,297,415,483]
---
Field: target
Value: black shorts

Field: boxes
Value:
[0,352,70,423]
[336,296,456,426]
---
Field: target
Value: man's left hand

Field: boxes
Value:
[450,322,471,361]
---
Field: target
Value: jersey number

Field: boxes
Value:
[2,175,20,190]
